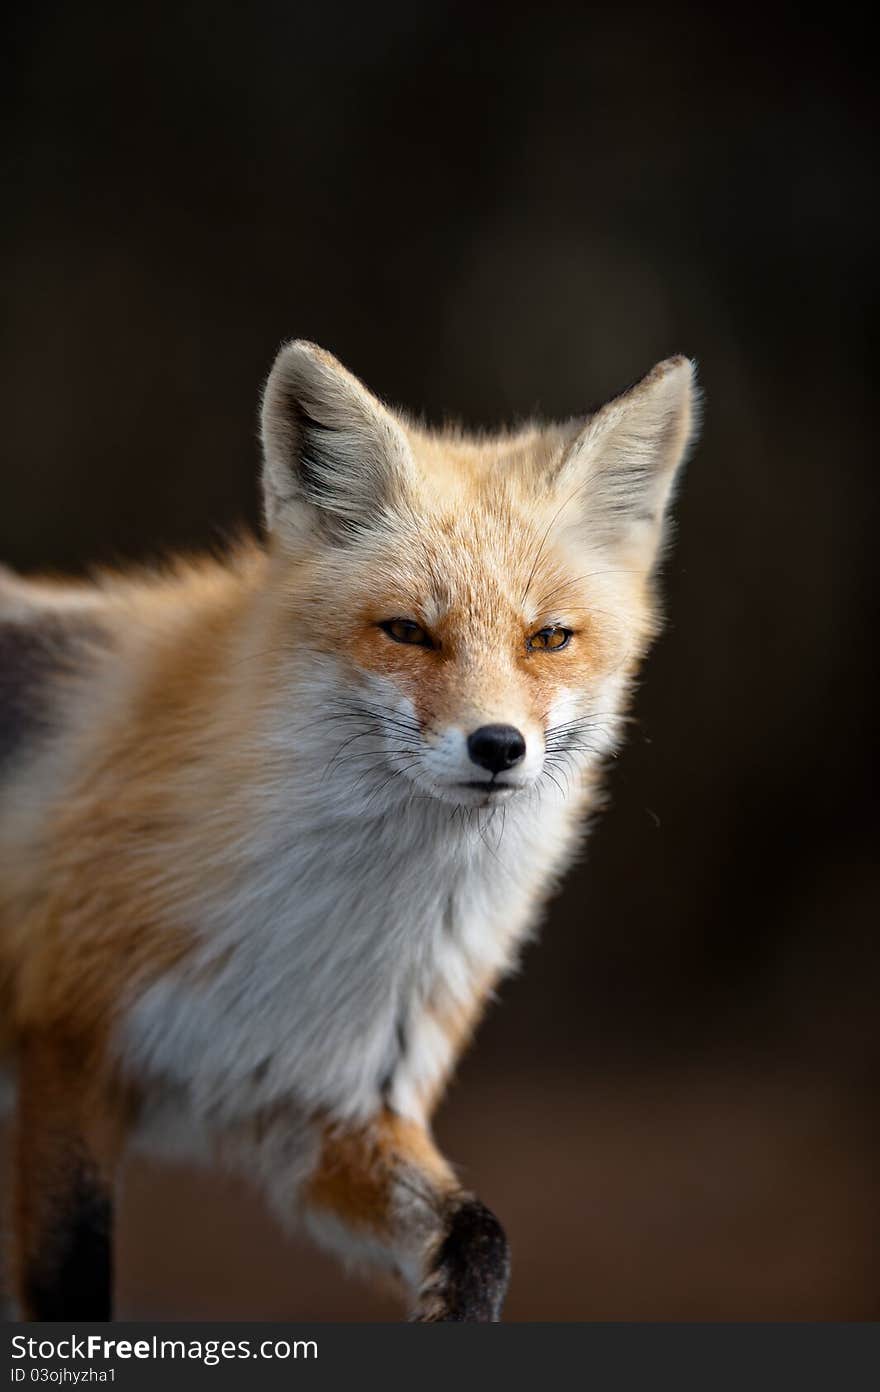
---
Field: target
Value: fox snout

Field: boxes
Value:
[405,710,544,807]
[466,724,526,775]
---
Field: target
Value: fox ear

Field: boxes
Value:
[260,341,414,541]
[556,356,699,557]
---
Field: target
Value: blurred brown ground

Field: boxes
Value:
[2,1060,877,1319]
[2,2,878,1319]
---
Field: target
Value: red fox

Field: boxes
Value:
[0,342,698,1321]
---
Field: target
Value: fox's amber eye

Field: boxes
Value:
[527,626,572,652]
[379,618,432,647]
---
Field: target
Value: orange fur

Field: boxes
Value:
[306,1110,456,1235]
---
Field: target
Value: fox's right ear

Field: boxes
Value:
[260,341,414,542]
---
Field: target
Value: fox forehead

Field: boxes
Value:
[305,441,604,615]
[366,500,560,626]
[310,504,582,634]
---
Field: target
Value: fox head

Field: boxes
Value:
[259,342,698,810]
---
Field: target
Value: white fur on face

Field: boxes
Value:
[337,676,546,810]
[412,718,544,807]
[345,672,624,811]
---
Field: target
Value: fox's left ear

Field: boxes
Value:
[260,340,414,542]
[555,356,700,558]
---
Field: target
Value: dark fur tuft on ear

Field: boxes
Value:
[260,341,414,542]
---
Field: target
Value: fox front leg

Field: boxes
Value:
[301,1109,510,1322]
[13,1034,123,1320]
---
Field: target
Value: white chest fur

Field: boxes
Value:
[119,786,575,1133]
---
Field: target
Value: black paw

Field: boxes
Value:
[420,1197,510,1322]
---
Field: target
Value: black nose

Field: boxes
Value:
[467,724,526,775]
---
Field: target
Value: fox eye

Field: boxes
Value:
[379,618,432,647]
[527,625,572,652]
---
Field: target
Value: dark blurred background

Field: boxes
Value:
[2,2,878,1319]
